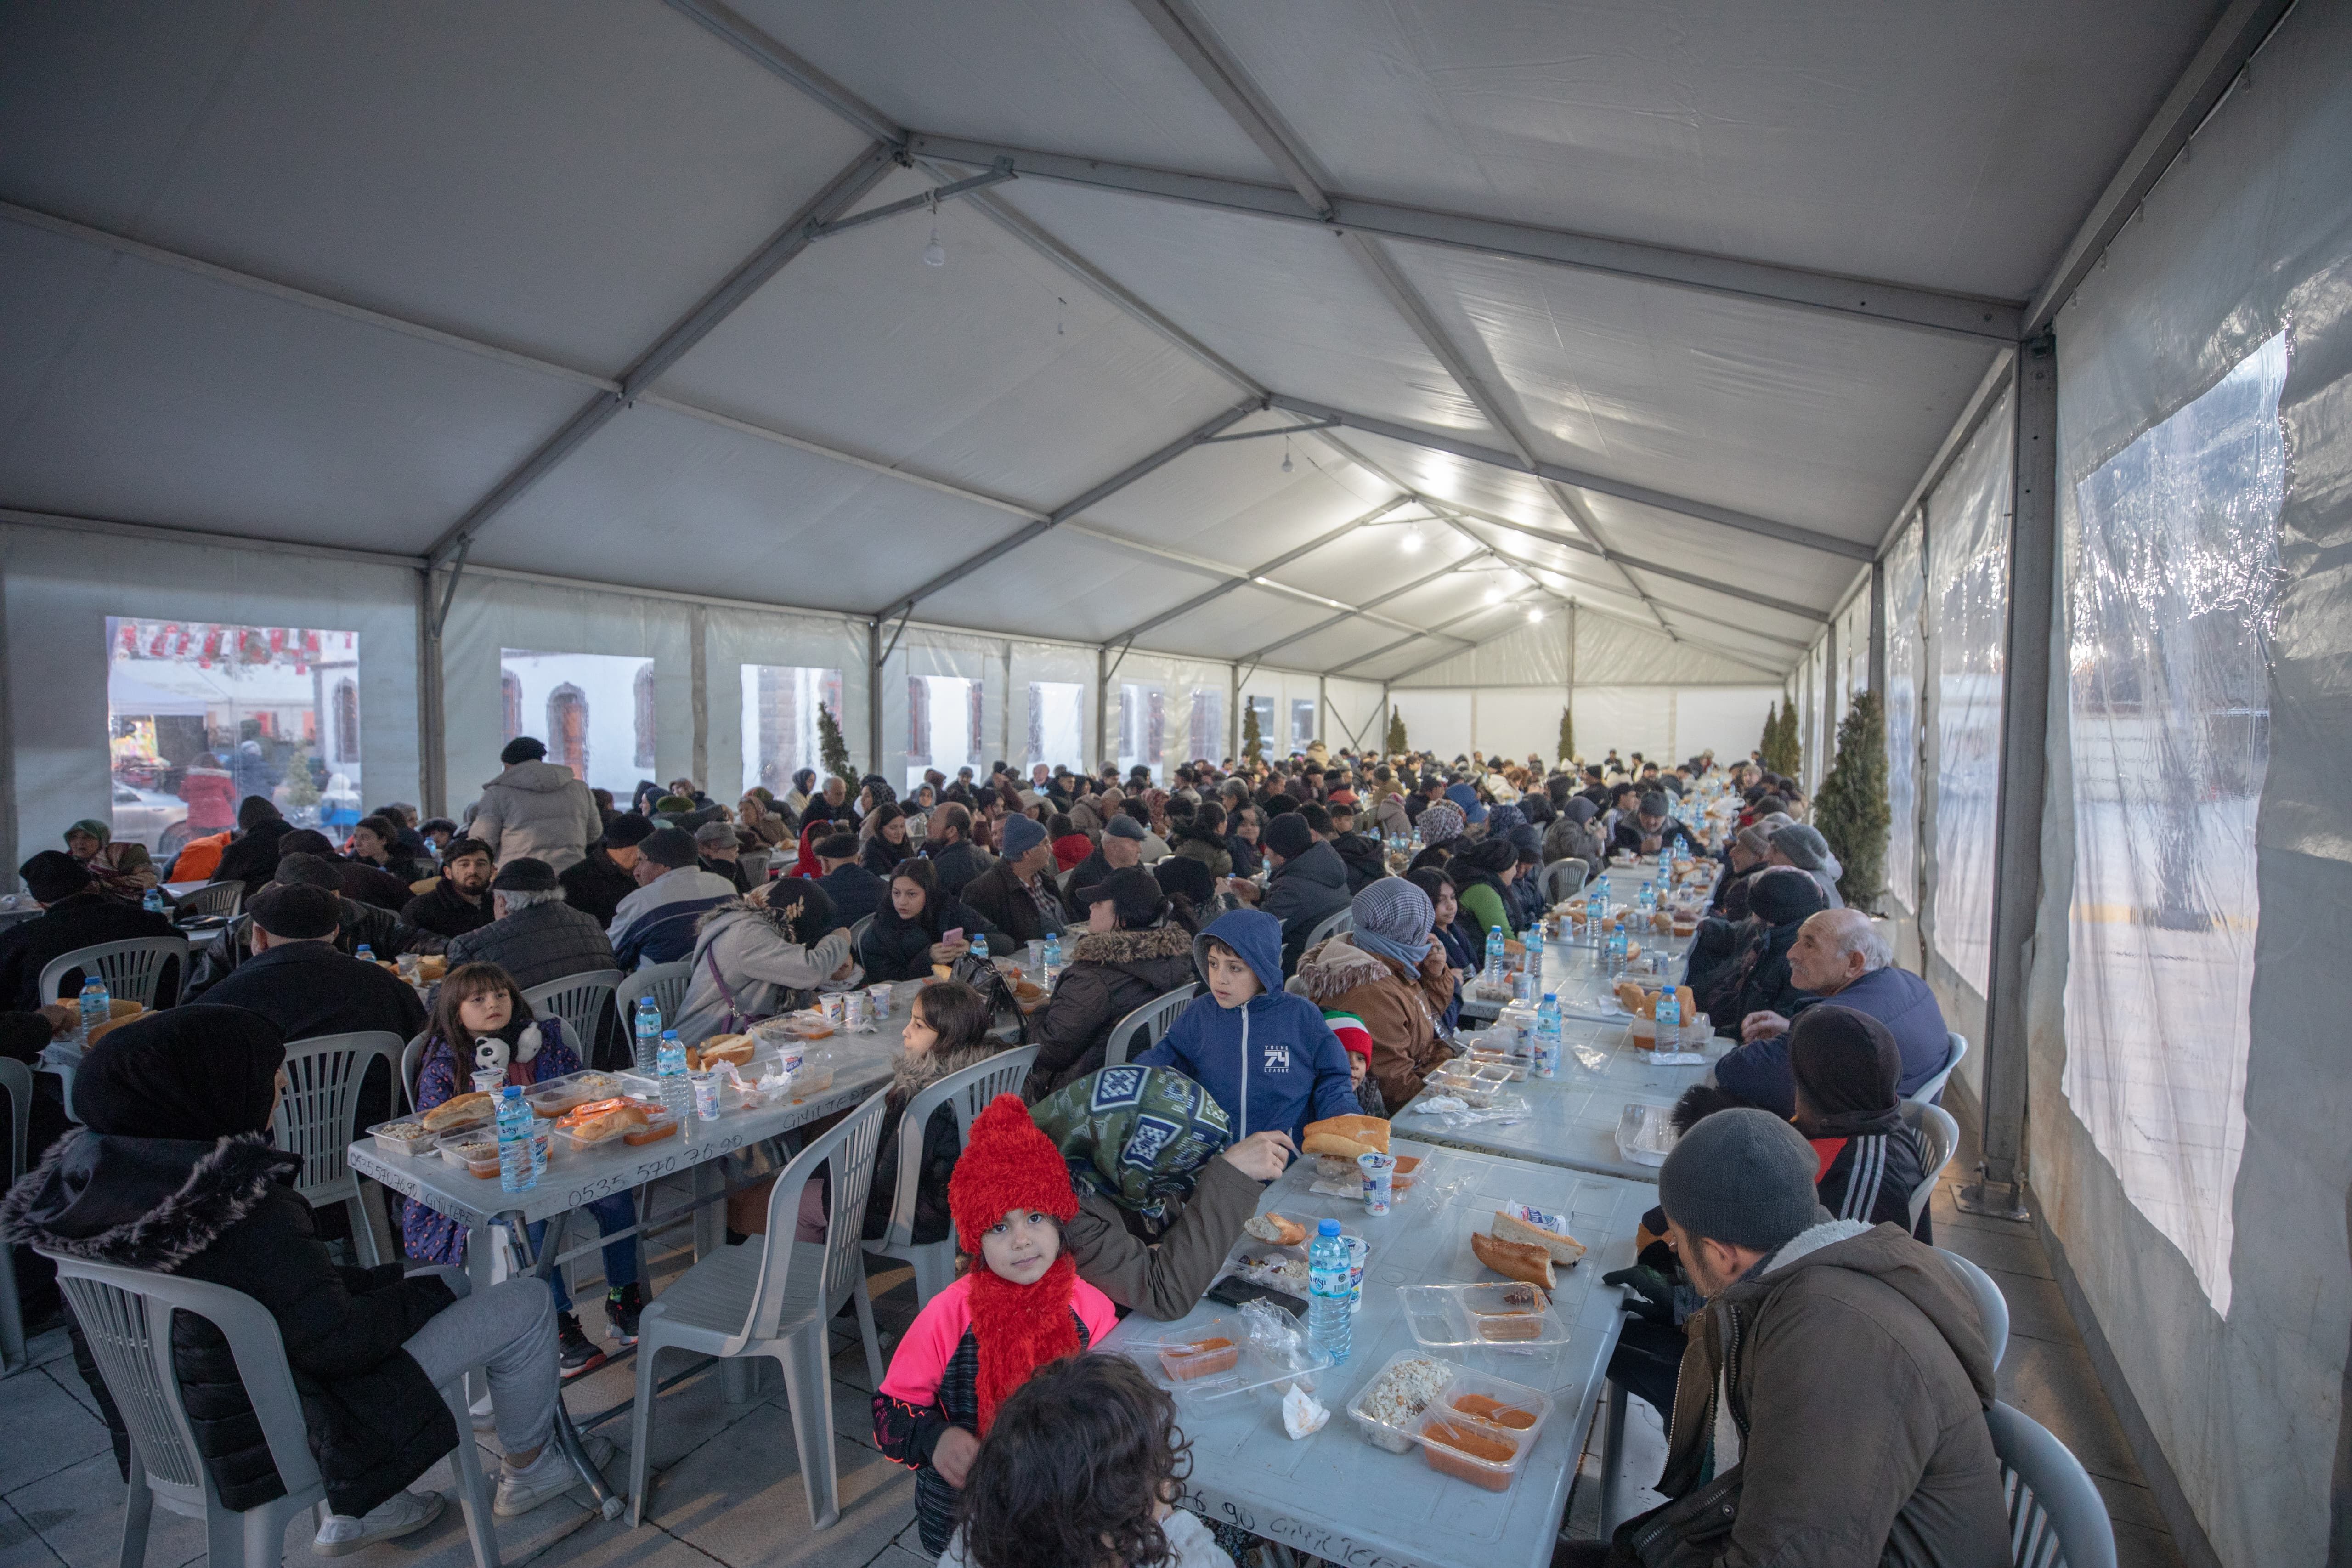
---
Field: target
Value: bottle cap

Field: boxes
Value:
[662,1029,678,1040]
[502,1085,521,1098]
[1317,1217,1341,1237]
[1543,992,1557,1002]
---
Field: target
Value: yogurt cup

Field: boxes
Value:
[1359,1152,1397,1217]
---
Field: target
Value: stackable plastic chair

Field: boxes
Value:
[865,1046,1039,1305]
[1301,906,1354,951]
[43,1253,501,1568]
[1906,1032,1968,1105]
[0,1057,30,1371]
[1102,984,1199,1068]
[847,914,875,962]
[171,882,245,923]
[400,1032,430,1114]
[40,934,191,1010]
[520,969,621,1056]
[1901,1101,1961,1233]
[1988,1402,2117,1568]
[1937,1247,2011,1370]
[628,1090,889,1529]
[276,1032,402,1266]
[614,960,693,1061]
[1539,859,1589,902]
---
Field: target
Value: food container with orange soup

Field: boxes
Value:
[1345,1351,1550,1490]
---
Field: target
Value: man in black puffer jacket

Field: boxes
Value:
[0,1008,602,1551]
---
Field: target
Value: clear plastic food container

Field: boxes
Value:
[1346,1352,1551,1490]
[365,1118,438,1158]
[1395,1282,1572,1351]
[1130,1313,1334,1411]
[524,1073,604,1119]
[1616,1102,1677,1166]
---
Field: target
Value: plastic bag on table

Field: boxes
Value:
[1408,1092,1531,1130]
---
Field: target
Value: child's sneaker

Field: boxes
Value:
[605,1283,643,1347]
[556,1311,606,1379]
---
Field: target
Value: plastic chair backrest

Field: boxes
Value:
[401,1032,429,1115]
[876,1046,1040,1253]
[1103,984,1199,1068]
[749,1089,889,1338]
[848,914,875,957]
[520,968,622,1053]
[740,851,770,884]
[616,960,693,1027]
[277,1032,401,1201]
[1937,1247,2010,1370]
[1302,907,1353,951]
[173,882,245,922]
[45,1252,324,1512]
[1541,859,1589,902]
[0,1057,30,1182]
[39,935,191,1009]
[1900,1100,1960,1231]
[1987,1401,2117,1568]
[1906,1031,1968,1105]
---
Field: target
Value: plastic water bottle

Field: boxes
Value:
[1532,992,1561,1080]
[77,977,110,1050]
[1041,932,1062,984]
[1607,925,1628,973]
[142,888,164,916]
[1656,980,1681,1044]
[497,1087,537,1193]
[1307,1218,1353,1365]
[633,996,662,1072]
[970,933,989,964]
[355,943,375,965]
[1483,925,1506,985]
[657,1029,689,1117]
[1593,870,1610,913]
[1658,844,1673,877]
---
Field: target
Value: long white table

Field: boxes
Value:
[1100,1139,1651,1568]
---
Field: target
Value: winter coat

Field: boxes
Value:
[675,898,856,1042]
[922,839,990,898]
[1812,1127,1930,1235]
[1060,846,1124,920]
[1,1132,460,1519]
[1295,934,1457,1109]
[1329,832,1388,894]
[1168,823,1233,877]
[858,893,1001,984]
[960,858,1061,949]
[214,819,294,898]
[1258,840,1351,974]
[468,760,602,874]
[861,1041,1015,1246]
[559,845,639,926]
[1226,833,1263,878]
[198,941,426,1055]
[1024,926,1197,1098]
[1133,910,1357,1143]
[815,863,887,929]
[1544,813,1605,868]
[184,898,442,1003]
[1455,876,1515,940]
[399,879,495,940]
[402,1018,583,1264]
[1716,967,1953,1119]
[443,900,618,993]
[178,766,237,835]
[607,866,737,969]
[0,893,177,1010]
[1610,815,1701,858]
[334,859,412,913]
[1651,1220,2007,1568]
[860,834,912,877]
[1061,1154,1265,1322]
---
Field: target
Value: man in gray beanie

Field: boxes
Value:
[1609,790,1700,859]
[961,811,1063,946]
[1606,1108,2007,1568]
[1767,821,1845,908]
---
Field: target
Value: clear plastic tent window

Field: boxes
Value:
[2061,333,2287,1317]
[1885,522,1926,913]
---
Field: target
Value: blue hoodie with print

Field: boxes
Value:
[1135,908,1359,1143]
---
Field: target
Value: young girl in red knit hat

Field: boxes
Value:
[873,1093,1119,1556]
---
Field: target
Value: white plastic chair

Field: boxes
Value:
[0,1056,31,1371]
[865,1046,1039,1305]
[627,1089,889,1529]
[1539,858,1589,902]
[45,1252,501,1568]
[1937,1247,2010,1370]
[1988,1401,2117,1568]
[847,913,875,957]
[1301,906,1354,951]
[400,1032,429,1115]
[1901,1100,1961,1233]
[276,1032,402,1267]
[520,968,620,1056]
[1102,984,1199,1068]
[616,959,691,1021]
[739,850,771,884]
[1907,1031,1968,1105]
[172,882,246,923]
[40,934,192,1010]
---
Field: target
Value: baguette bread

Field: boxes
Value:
[1302,1114,1390,1159]
[1470,1228,1556,1291]
[1243,1213,1307,1247]
[689,1035,756,1071]
[421,1091,493,1132]
[1490,1205,1588,1265]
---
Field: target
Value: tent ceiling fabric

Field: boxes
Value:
[0,2,2226,684]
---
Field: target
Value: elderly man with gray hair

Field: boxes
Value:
[1713,908,1953,1118]
[443,858,618,993]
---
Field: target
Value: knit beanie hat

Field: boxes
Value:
[1153,855,1215,906]
[950,1093,1080,1252]
[604,812,655,848]
[1657,1107,1826,1252]
[500,737,546,765]
[1087,866,1168,929]
[1770,823,1831,871]
[638,827,700,870]
[999,814,1048,859]
[20,850,94,904]
[1416,800,1466,846]
[1263,812,1315,860]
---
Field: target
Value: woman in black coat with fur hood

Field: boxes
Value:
[0,1008,595,1552]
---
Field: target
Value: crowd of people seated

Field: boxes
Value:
[0,731,1978,1568]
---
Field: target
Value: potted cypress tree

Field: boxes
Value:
[1814,691,1889,909]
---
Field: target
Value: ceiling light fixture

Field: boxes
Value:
[1527,607,1545,623]
[1401,528,1423,553]
[1280,434,1294,474]
[1485,586,1505,605]
[922,191,946,267]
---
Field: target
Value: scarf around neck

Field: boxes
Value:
[968,1251,1080,1434]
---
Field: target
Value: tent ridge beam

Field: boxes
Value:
[1272,394,1873,562]
[1450,512,1832,624]
[1238,550,1486,666]
[426,139,897,565]
[662,0,906,148]
[904,134,2021,341]
[1101,495,1412,645]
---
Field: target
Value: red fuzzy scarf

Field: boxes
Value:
[967,1252,1080,1435]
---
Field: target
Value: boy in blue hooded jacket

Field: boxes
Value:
[1136,908,1359,1144]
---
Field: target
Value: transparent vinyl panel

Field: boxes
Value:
[2060,333,2287,1315]
[1884,522,1926,914]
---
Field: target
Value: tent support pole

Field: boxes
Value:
[1228,664,1240,762]
[1868,555,1889,697]
[867,619,885,781]
[689,604,708,789]
[1958,333,2057,1222]
[1095,647,1112,776]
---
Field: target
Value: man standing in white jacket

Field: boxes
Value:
[470,738,604,874]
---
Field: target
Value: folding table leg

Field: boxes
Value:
[1596,1377,1629,1534]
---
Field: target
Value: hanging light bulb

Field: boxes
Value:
[1527,607,1545,623]
[1401,528,1424,553]
[922,192,946,266]
[1280,435,1294,474]
[1485,585,1505,605]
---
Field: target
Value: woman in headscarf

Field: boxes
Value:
[1168,800,1233,877]
[1223,804,1263,878]
[0,1008,592,1545]
[1789,1005,1929,1237]
[1700,867,1828,1037]
[736,792,789,849]
[861,802,914,875]
[62,818,158,900]
[1406,867,1478,1031]
[676,874,857,1039]
[1407,798,1466,873]
[1544,795,1606,872]
[1446,837,1523,940]
[859,860,1004,984]
[1025,868,1199,1098]
[1709,816,1788,922]
[1029,1065,1290,1321]
[1295,878,1458,1111]
[783,768,817,822]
